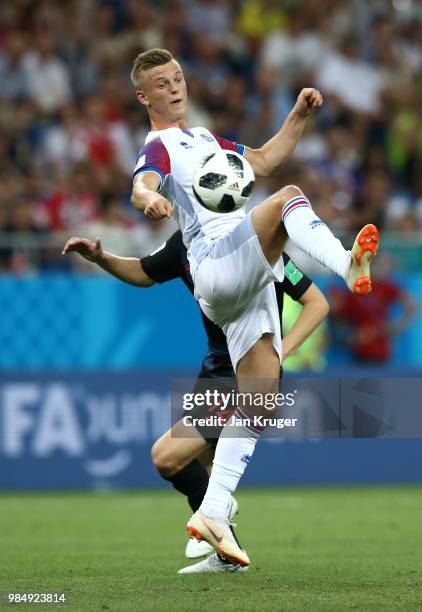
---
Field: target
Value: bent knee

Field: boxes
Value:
[151,441,182,478]
[281,184,303,196]
[271,184,304,210]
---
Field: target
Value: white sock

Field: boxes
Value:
[282,195,351,279]
[200,409,262,520]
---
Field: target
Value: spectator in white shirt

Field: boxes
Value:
[23,33,72,114]
[315,34,385,116]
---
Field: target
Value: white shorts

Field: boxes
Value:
[190,212,285,370]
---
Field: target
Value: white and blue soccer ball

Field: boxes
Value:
[193,150,255,213]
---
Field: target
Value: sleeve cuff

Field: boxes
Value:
[133,166,165,186]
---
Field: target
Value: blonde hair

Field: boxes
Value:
[131,48,174,89]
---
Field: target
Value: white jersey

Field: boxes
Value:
[133,127,246,268]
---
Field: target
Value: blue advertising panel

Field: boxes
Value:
[1,372,421,490]
[1,274,421,370]
[0,275,207,369]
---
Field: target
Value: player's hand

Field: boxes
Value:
[294,88,323,117]
[62,236,104,263]
[144,193,173,220]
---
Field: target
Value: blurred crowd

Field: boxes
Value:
[0,0,422,274]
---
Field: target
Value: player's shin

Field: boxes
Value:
[199,410,263,520]
[281,195,351,279]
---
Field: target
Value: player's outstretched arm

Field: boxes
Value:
[62,237,155,287]
[244,88,323,177]
[282,283,329,360]
[131,172,173,220]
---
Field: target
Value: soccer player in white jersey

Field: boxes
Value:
[130,48,379,567]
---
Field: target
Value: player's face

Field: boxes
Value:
[137,60,187,122]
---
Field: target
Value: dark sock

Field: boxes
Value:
[162,459,209,512]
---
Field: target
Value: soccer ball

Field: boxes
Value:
[193,150,255,213]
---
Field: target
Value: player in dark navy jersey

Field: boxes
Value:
[62,229,329,568]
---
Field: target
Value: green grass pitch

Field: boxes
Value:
[2,487,422,611]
